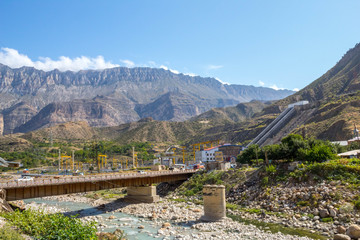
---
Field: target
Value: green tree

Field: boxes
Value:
[237,144,261,164]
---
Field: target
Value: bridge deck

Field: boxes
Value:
[0,170,196,201]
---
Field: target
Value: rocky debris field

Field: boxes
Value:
[93,198,313,240]
[227,179,360,238]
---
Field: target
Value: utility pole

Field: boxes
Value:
[50,128,53,147]
[72,150,75,171]
[132,146,135,168]
[58,149,61,172]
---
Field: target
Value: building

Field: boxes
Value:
[338,150,360,159]
[215,151,224,162]
[218,144,243,163]
[195,146,220,163]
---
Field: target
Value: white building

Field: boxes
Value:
[195,146,219,163]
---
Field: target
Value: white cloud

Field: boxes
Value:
[160,65,168,70]
[215,77,230,85]
[0,47,119,72]
[258,81,265,86]
[160,65,179,74]
[293,88,299,92]
[120,59,135,68]
[269,84,285,91]
[207,64,223,70]
[184,73,198,77]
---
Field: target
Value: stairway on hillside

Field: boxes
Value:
[263,107,317,146]
[247,101,312,147]
[247,107,296,147]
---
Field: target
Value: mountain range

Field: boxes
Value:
[2,42,360,148]
[0,64,293,135]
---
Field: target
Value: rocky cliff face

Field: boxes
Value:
[0,64,294,134]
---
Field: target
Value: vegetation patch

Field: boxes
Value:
[290,159,360,184]
[0,224,24,240]
[321,217,333,223]
[228,214,327,240]
[177,170,225,196]
[1,209,97,240]
[85,189,126,200]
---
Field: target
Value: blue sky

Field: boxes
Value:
[1,0,360,91]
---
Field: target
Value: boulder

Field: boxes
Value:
[346,224,360,239]
[333,234,350,240]
[329,209,337,218]
[337,225,346,234]
[334,234,351,240]
[162,222,171,228]
[319,209,330,218]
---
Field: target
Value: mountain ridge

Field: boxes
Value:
[0,64,294,134]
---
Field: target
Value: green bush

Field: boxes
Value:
[2,209,97,240]
[262,176,269,186]
[0,225,24,240]
[226,203,240,211]
[265,165,276,175]
[237,144,261,164]
[178,171,224,196]
[238,134,337,164]
[296,201,310,207]
[321,217,333,223]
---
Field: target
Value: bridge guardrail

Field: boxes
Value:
[0,170,196,189]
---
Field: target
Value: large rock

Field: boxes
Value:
[337,225,346,234]
[333,234,350,240]
[319,209,330,218]
[329,208,337,217]
[346,224,360,239]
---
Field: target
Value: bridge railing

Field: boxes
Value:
[0,170,196,189]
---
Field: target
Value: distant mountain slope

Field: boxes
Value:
[0,64,294,134]
[190,100,270,124]
[278,43,360,105]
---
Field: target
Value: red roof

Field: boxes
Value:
[204,145,221,151]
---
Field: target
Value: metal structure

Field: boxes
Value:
[97,154,107,171]
[61,155,72,171]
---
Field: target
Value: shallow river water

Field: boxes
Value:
[23,198,195,240]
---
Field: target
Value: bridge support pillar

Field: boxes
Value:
[200,185,226,222]
[124,186,160,203]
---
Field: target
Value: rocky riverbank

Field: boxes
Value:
[31,193,315,239]
[225,179,360,238]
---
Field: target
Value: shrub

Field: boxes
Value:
[262,176,269,186]
[321,217,333,223]
[266,165,276,175]
[296,201,310,207]
[2,209,97,240]
[226,203,240,211]
[0,225,24,240]
[306,144,336,162]
[178,171,225,196]
[339,203,354,214]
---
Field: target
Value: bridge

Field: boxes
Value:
[0,170,196,202]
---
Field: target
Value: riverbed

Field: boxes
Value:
[23,196,314,240]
